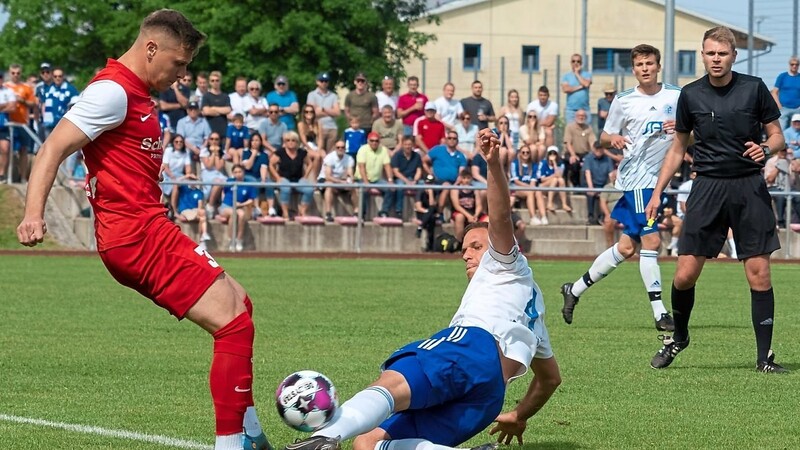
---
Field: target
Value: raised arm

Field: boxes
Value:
[477,128,514,253]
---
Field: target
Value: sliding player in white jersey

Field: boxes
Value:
[284,129,561,450]
[561,44,682,332]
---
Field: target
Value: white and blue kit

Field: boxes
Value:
[604,84,680,238]
[379,242,551,446]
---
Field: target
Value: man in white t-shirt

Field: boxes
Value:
[320,140,357,221]
[525,86,559,146]
[433,82,464,131]
[375,76,398,114]
[285,129,560,450]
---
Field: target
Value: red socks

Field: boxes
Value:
[210,310,254,435]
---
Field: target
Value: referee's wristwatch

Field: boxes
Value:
[761,145,771,157]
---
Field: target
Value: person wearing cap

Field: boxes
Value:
[354,131,394,219]
[176,100,212,162]
[597,83,616,132]
[413,101,446,154]
[34,63,57,140]
[535,145,571,215]
[771,56,800,130]
[306,72,341,154]
[782,113,800,156]
[266,75,299,131]
[345,72,379,135]
[397,75,428,136]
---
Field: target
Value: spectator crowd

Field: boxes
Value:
[5,55,800,252]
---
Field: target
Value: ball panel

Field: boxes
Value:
[275,370,339,432]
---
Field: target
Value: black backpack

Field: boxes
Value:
[435,232,461,253]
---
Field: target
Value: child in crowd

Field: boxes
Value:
[225,113,250,164]
[343,116,366,158]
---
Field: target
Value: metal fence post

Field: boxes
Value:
[447,57,452,83]
[7,124,14,184]
[555,55,562,117]
[500,56,506,106]
[356,185,364,253]
[527,55,534,103]
[421,58,427,94]
[231,180,238,252]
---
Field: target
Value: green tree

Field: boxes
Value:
[0,0,437,95]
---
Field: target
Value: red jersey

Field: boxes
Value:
[64,59,165,251]
[413,116,446,150]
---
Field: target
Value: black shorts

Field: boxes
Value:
[679,174,780,259]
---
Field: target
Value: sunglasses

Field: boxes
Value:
[304,110,314,114]
[41,70,50,74]
[268,110,279,114]
[446,137,458,140]
[277,82,286,86]
[284,138,298,142]
[368,139,380,143]
[462,117,471,120]
[335,145,345,149]
[571,59,581,63]
[249,87,260,91]
[210,79,220,82]
[173,140,184,143]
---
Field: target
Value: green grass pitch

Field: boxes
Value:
[1,255,799,449]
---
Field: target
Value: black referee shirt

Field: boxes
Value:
[675,72,780,177]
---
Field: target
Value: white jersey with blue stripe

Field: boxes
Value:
[449,241,550,380]
[604,83,681,191]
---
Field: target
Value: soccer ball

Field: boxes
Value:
[275,370,339,432]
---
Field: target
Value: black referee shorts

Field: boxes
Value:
[678,173,780,260]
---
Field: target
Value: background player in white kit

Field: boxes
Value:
[561,44,681,332]
[285,129,561,450]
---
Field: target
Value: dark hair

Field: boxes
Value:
[472,80,483,87]
[538,85,549,95]
[464,221,489,236]
[630,44,661,65]
[459,168,472,178]
[233,113,244,122]
[232,163,245,172]
[141,9,206,53]
[408,75,419,83]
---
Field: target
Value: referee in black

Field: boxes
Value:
[645,26,787,373]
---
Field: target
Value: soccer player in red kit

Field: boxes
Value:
[17,10,271,450]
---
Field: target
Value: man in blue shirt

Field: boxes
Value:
[783,113,800,156]
[582,142,615,225]
[561,53,593,125]
[772,57,800,129]
[266,75,299,131]
[425,130,468,217]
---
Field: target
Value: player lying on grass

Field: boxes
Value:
[284,128,561,450]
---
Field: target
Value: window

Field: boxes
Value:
[592,48,632,73]
[678,50,696,76]
[463,43,481,71]
[521,45,540,72]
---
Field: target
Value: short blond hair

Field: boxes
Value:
[703,26,737,51]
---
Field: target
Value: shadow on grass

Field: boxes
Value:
[519,442,587,450]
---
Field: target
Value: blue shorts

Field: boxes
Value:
[379,326,505,447]
[611,189,665,241]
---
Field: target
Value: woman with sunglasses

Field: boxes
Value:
[493,116,515,174]
[244,79,269,133]
[161,134,192,203]
[520,112,546,161]
[498,89,523,149]
[510,144,546,225]
[201,132,228,212]
[242,133,277,217]
[535,146,572,214]
[455,113,478,155]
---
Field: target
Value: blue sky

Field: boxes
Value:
[676,0,796,87]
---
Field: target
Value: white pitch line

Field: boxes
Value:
[0,413,214,449]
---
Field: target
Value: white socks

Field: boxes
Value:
[572,243,624,297]
[639,249,667,318]
[243,406,263,437]
[314,386,395,441]
[376,439,462,450]
[215,433,243,450]
[728,237,738,259]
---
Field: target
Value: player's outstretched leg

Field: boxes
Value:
[561,243,625,324]
[638,248,674,331]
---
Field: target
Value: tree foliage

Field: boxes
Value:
[0,0,437,95]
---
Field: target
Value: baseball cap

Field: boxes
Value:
[317,72,330,82]
[367,131,381,141]
[791,113,800,122]
[603,83,616,93]
[355,72,367,81]
[40,62,51,71]
[546,145,559,154]
[275,75,288,84]
[187,100,199,109]
[424,101,436,110]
